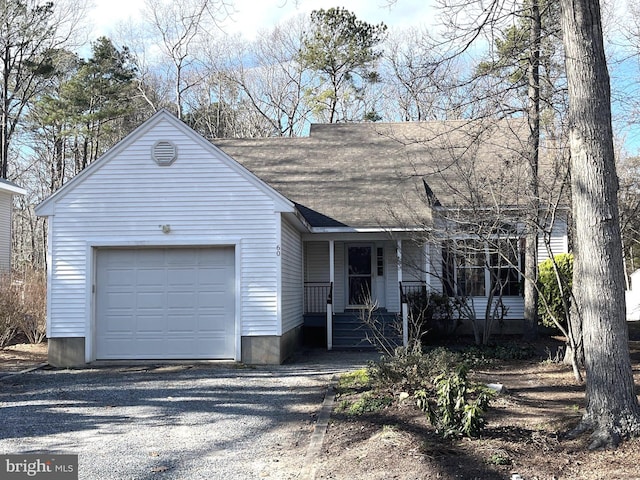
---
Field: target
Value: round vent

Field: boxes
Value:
[153,141,177,166]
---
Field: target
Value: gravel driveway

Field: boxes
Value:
[0,350,377,480]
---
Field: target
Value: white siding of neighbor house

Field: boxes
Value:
[281,218,303,334]
[43,115,287,341]
[0,192,10,271]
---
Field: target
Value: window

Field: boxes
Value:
[377,247,384,276]
[443,238,521,297]
[455,239,486,296]
[488,239,521,296]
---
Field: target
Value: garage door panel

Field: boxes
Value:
[96,247,235,360]
[102,315,134,333]
[136,269,166,287]
[167,291,198,308]
[136,315,166,333]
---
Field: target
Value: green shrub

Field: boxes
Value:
[405,290,460,341]
[368,346,462,392]
[415,364,491,438]
[538,253,573,329]
[461,342,537,367]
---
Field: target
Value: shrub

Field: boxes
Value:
[0,269,47,345]
[461,342,537,367]
[415,364,491,438]
[0,273,20,347]
[538,253,573,329]
[368,346,462,393]
[405,290,460,342]
[14,269,47,344]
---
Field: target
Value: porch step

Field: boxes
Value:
[332,312,402,350]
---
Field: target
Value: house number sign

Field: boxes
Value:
[276,245,281,256]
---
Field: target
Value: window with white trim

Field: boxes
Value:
[443,238,521,297]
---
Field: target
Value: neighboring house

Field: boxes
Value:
[36,110,569,367]
[0,179,26,272]
[626,269,640,321]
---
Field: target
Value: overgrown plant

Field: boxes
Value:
[368,346,461,393]
[415,364,491,438]
[538,253,573,329]
[0,273,19,347]
[0,269,47,345]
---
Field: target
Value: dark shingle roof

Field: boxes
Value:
[214,119,539,229]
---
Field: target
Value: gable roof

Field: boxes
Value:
[0,178,26,196]
[35,110,294,217]
[215,119,539,230]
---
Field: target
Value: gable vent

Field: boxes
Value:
[153,141,177,166]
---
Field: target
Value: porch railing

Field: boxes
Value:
[304,282,333,314]
[399,281,428,304]
[399,281,428,348]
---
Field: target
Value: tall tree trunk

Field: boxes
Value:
[560,0,640,448]
[524,0,541,340]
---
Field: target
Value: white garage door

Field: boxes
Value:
[95,247,235,359]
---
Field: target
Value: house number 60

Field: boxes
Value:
[276,245,281,256]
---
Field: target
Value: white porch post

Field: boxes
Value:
[424,243,431,289]
[398,240,408,348]
[327,240,335,351]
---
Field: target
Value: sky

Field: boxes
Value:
[88,0,438,40]
[85,0,640,155]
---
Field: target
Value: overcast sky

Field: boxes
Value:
[88,0,438,40]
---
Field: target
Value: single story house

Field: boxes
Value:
[0,178,26,272]
[36,110,568,366]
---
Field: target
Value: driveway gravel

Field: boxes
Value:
[0,350,378,480]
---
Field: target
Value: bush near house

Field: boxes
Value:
[0,269,47,346]
[538,253,573,329]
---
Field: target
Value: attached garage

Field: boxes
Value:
[95,247,236,360]
[36,110,303,367]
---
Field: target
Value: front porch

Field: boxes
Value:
[302,236,430,349]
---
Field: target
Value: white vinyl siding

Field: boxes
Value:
[402,241,425,282]
[334,242,345,312]
[0,192,10,271]
[281,218,303,334]
[45,116,285,341]
[304,242,329,282]
[385,244,400,313]
[538,217,569,262]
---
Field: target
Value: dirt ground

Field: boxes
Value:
[315,329,640,480]
[3,334,640,479]
[0,340,47,374]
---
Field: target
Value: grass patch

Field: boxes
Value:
[336,368,371,395]
[338,392,393,416]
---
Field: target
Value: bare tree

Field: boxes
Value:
[142,0,231,119]
[380,28,470,121]
[208,17,313,137]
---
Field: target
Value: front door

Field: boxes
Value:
[347,245,372,306]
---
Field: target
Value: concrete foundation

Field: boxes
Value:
[48,337,85,367]
[241,326,302,364]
